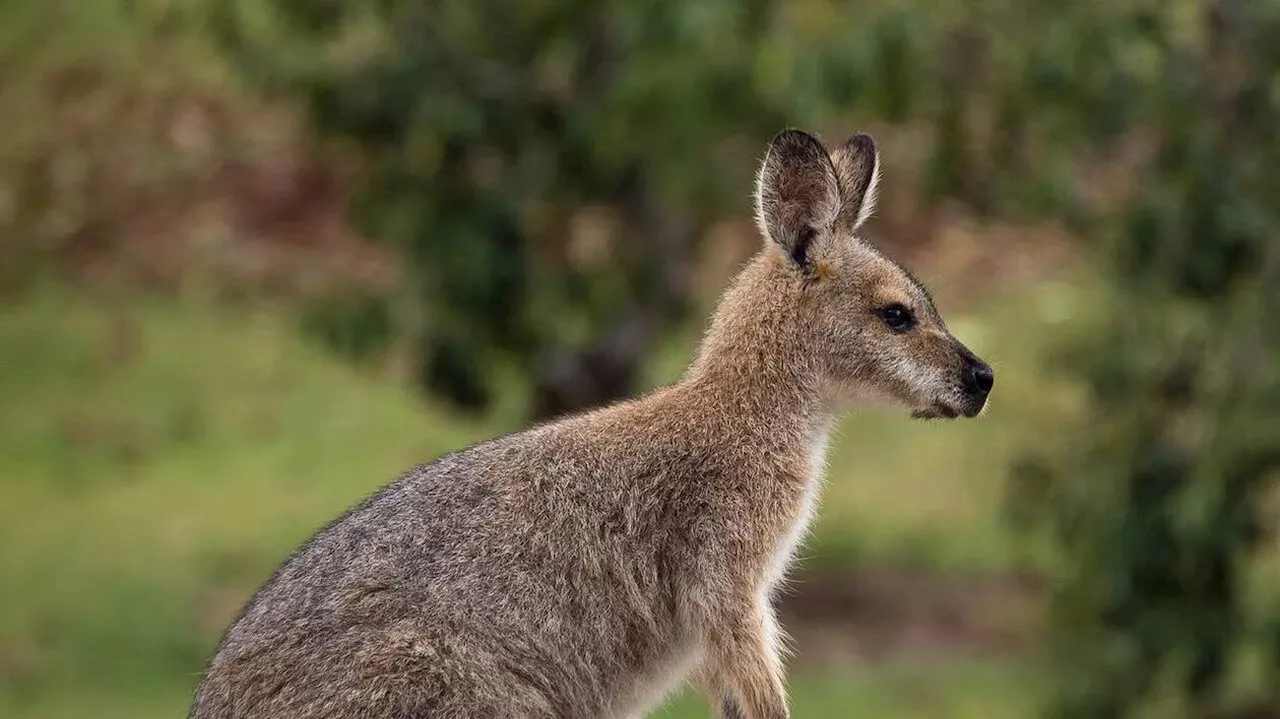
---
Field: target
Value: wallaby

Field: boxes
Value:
[190,129,994,719]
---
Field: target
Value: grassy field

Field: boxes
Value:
[0,274,1096,716]
[656,660,1042,718]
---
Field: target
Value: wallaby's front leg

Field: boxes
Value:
[690,591,789,719]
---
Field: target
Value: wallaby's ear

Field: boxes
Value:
[755,129,840,270]
[829,133,881,232]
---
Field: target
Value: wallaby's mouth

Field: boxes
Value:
[911,402,960,420]
[912,396,987,420]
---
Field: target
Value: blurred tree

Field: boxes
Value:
[229,0,809,417]
[1007,2,1280,717]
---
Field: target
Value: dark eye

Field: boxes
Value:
[878,303,915,332]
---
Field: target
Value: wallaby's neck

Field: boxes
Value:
[677,253,831,446]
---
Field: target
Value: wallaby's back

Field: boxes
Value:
[191,388,787,718]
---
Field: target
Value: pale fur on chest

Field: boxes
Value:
[610,642,702,719]
[762,425,831,591]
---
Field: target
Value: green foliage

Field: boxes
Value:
[1006,3,1280,717]
[225,0,781,413]
[0,1,226,275]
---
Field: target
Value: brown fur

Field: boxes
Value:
[189,129,992,719]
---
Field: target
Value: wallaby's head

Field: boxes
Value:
[753,128,993,419]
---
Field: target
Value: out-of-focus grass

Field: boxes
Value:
[655,659,1042,718]
[0,289,483,711]
[0,273,1097,715]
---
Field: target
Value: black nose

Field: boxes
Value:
[966,360,995,395]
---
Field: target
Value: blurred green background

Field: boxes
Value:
[2,1,1278,717]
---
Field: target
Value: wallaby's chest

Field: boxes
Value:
[762,428,831,589]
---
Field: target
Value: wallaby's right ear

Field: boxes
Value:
[755,129,840,270]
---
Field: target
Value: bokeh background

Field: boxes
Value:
[2,0,1279,717]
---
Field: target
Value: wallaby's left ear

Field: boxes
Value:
[829,133,881,232]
